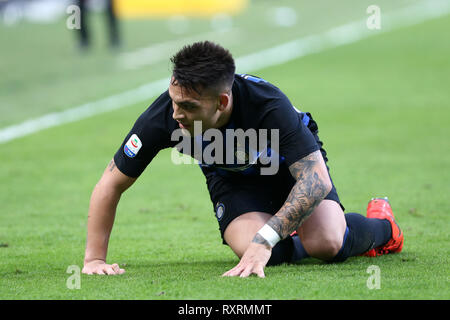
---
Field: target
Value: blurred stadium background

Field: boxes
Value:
[2,0,441,131]
[0,0,449,299]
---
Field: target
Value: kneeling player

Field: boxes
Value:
[82,41,403,277]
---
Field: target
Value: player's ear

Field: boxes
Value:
[217,92,230,111]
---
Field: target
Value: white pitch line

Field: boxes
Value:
[1,0,449,144]
[235,0,450,72]
[119,27,242,70]
[0,78,170,144]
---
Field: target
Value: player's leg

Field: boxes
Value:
[296,113,348,259]
[296,199,347,260]
[356,198,403,257]
[208,175,310,266]
[223,211,309,266]
[299,112,396,261]
[223,211,271,259]
[297,199,394,262]
[221,200,394,264]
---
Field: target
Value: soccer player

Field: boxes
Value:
[82,41,403,277]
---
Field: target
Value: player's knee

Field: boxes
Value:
[303,236,343,261]
[223,211,273,259]
[224,235,247,259]
[322,238,343,260]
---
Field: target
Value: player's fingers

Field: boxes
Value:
[231,262,249,277]
[239,264,254,278]
[111,263,126,275]
[94,268,106,275]
[222,264,239,276]
[112,263,126,275]
[254,265,265,278]
[83,269,93,275]
[222,269,235,277]
[106,267,116,275]
[222,264,244,277]
[111,263,120,273]
[229,263,246,276]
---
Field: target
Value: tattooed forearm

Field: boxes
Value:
[265,150,332,239]
[252,233,272,249]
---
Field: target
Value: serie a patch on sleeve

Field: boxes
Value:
[124,134,142,158]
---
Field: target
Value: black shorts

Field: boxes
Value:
[204,112,344,243]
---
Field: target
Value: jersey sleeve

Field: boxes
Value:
[260,94,319,168]
[113,93,172,178]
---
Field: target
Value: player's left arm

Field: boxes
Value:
[222,150,332,278]
[256,149,332,241]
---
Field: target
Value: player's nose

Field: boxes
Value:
[172,104,185,121]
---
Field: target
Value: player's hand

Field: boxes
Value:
[222,242,271,278]
[82,259,125,275]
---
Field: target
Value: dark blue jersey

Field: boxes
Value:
[113,74,319,179]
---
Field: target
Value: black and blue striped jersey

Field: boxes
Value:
[114,74,319,179]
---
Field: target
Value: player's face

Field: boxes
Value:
[169,80,228,136]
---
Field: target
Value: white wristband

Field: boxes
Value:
[257,224,281,248]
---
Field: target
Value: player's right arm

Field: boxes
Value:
[83,91,173,275]
[82,159,136,275]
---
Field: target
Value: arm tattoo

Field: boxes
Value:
[263,150,331,240]
[251,233,272,249]
[108,160,116,172]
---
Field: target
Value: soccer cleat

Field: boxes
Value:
[363,197,404,257]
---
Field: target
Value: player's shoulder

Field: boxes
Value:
[134,90,174,128]
[234,73,289,104]
[234,73,293,111]
[235,73,284,91]
[140,90,171,118]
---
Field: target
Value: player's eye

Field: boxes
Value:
[181,104,197,111]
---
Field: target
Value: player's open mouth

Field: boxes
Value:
[178,122,190,129]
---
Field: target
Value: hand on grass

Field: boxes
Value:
[222,242,271,278]
[82,259,125,275]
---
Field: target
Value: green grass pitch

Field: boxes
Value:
[0,2,449,300]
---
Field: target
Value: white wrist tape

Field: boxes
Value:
[257,224,281,248]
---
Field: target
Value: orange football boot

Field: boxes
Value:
[363,197,404,257]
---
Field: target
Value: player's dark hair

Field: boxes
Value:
[170,41,235,95]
